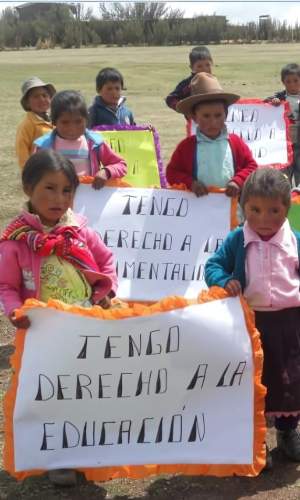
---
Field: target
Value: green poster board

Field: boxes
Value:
[94,128,165,188]
[288,203,300,231]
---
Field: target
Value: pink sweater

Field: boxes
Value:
[244,220,300,311]
[0,210,118,316]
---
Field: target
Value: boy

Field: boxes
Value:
[165,46,213,112]
[88,67,135,128]
[16,77,56,168]
[265,63,300,185]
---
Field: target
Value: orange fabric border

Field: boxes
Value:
[4,289,266,480]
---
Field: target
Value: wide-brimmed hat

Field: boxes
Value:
[20,77,56,111]
[176,72,240,117]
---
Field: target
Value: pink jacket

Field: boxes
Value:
[0,210,118,316]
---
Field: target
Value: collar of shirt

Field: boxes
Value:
[196,126,228,143]
[243,219,293,252]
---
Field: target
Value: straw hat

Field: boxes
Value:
[20,77,56,111]
[176,72,240,117]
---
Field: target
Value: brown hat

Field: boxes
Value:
[176,72,240,117]
[20,77,56,111]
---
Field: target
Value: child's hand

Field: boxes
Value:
[92,169,110,190]
[225,279,242,297]
[270,97,281,106]
[9,311,31,329]
[225,181,240,197]
[191,180,208,197]
[94,295,112,309]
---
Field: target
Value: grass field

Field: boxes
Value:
[1,44,300,499]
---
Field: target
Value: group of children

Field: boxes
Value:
[1,47,300,482]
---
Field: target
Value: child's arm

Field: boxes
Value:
[97,142,127,180]
[84,227,118,303]
[0,243,30,327]
[205,232,240,291]
[166,139,195,188]
[16,123,33,168]
[165,77,191,111]
[264,90,286,106]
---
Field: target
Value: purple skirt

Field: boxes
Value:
[255,307,300,416]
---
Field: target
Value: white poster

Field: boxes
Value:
[74,186,232,301]
[189,100,290,167]
[13,298,254,471]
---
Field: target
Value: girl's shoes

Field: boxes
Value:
[276,429,300,461]
[48,469,77,487]
[263,444,273,471]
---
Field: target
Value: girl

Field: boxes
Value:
[16,76,56,168]
[34,90,127,189]
[205,168,300,465]
[0,149,117,329]
[89,67,135,127]
[0,149,118,486]
[166,72,257,197]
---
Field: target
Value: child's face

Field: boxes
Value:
[25,170,75,227]
[55,112,86,141]
[283,74,300,95]
[191,59,212,74]
[26,87,51,114]
[99,81,122,107]
[244,196,288,239]
[192,102,226,139]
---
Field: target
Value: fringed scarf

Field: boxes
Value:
[1,214,100,274]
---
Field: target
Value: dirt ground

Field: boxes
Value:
[1,315,300,500]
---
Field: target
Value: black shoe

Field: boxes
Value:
[48,469,77,487]
[276,429,300,462]
[262,444,273,471]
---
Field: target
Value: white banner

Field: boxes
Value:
[189,100,290,167]
[74,186,232,301]
[13,298,254,471]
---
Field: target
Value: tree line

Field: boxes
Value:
[0,1,300,49]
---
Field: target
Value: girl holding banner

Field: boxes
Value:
[205,168,300,467]
[0,150,119,484]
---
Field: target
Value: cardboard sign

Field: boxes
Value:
[4,290,266,480]
[187,99,293,169]
[93,125,166,188]
[74,185,236,301]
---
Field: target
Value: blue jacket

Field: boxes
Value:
[205,226,300,291]
[88,96,135,128]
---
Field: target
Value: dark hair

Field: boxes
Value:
[51,90,88,124]
[22,149,79,192]
[189,46,213,66]
[240,168,291,211]
[281,63,300,82]
[192,98,228,116]
[96,67,124,92]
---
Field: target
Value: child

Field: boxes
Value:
[34,90,127,189]
[0,149,118,485]
[88,67,135,127]
[205,168,300,466]
[16,76,56,168]
[166,72,257,197]
[165,46,213,112]
[265,63,300,185]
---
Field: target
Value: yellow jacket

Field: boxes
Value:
[16,112,54,168]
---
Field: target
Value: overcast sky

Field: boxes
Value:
[1,1,300,26]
